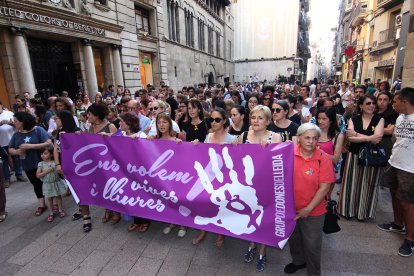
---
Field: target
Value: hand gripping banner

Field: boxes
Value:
[60,133,296,248]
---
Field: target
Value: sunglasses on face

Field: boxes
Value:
[264,98,271,101]
[208,117,223,123]
[365,102,375,106]
[150,106,159,111]
[272,108,283,113]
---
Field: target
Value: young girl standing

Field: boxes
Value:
[36,146,67,222]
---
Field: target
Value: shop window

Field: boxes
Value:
[136,7,151,34]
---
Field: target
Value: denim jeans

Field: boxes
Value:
[2,146,23,181]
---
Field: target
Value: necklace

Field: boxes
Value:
[194,124,198,131]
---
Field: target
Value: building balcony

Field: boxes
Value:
[379,27,397,45]
[377,0,403,9]
[350,2,368,27]
[370,27,398,53]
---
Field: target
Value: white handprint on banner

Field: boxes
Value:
[193,147,264,235]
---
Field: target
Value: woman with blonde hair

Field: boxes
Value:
[238,105,282,272]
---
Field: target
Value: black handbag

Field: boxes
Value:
[358,143,388,167]
[323,200,341,234]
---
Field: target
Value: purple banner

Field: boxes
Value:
[60,133,296,248]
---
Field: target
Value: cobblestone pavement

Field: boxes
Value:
[1,179,414,276]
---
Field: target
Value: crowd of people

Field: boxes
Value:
[0,78,413,275]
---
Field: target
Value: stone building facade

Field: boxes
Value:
[141,0,234,90]
[0,0,235,109]
[0,0,144,109]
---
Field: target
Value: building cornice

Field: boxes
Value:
[1,0,124,34]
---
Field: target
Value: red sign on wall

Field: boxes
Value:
[344,46,356,58]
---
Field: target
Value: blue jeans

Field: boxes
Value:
[2,146,23,181]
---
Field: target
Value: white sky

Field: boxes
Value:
[308,0,340,63]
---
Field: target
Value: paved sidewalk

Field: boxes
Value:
[1,180,414,276]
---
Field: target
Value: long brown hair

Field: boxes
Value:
[156,113,175,138]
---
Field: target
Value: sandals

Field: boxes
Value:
[72,211,82,221]
[35,207,46,216]
[138,223,150,233]
[110,214,121,225]
[128,223,140,232]
[101,210,112,223]
[0,212,8,223]
[47,214,54,222]
[59,210,65,218]
[192,231,207,245]
[83,216,92,233]
[214,235,225,247]
[52,204,59,215]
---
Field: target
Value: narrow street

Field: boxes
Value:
[1,180,413,276]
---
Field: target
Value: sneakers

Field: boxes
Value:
[244,246,257,263]
[398,239,414,257]
[377,222,406,234]
[256,255,266,272]
[163,226,173,235]
[177,229,187,238]
[16,176,27,182]
[284,263,307,274]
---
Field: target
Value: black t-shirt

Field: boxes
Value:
[183,121,208,142]
[349,114,382,154]
[289,113,301,126]
[267,121,299,141]
[166,97,178,120]
[229,123,249,136]
[376,109,399,138]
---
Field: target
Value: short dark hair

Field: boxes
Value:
[119,112,140,133]
[87,103,109,120]
[396,87,414,106]
[301,85,310,93]
[211,107,230,129]
[354,85,367,93]
[14,112,36,130]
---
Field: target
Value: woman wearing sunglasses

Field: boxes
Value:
[146,100,180,137]
[268,100,299,143]
[191,107,236,247]
[237,105,282,272]
[339,94,384,221]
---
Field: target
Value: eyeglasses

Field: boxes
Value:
[150,106,159,111]
[209,117,223,123]
[272,108,283,113]
[365,102,375,106]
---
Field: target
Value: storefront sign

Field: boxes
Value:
[0,6,106,36]
[378,58,394,67]
[141,58,150,64]
[60,134,296,248]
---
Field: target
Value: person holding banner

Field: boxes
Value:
[82,103,117,232]
[183,99,208,143]
[192,107,236,247]
[238,105,282,272]
[284,123,335,275]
